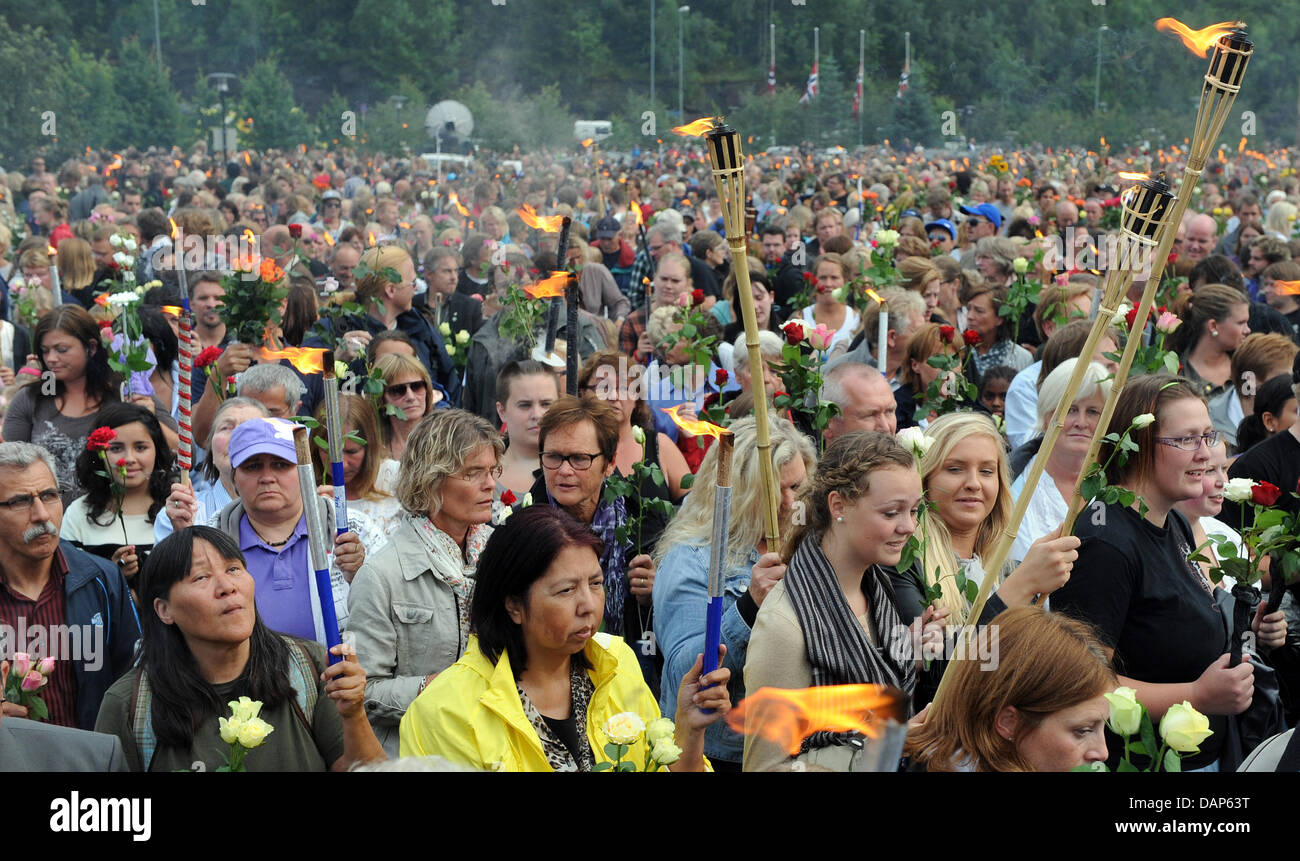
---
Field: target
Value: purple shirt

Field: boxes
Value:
[239,514,315,641]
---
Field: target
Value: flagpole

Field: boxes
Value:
[858,29,865,148]
[812,26,819,142]
[770,22,776,147]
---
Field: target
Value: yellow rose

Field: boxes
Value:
[219,716,242,745]
[646,717,675,745]
[650,739,682,767]
[439,321,452,337]
[1159,701,1213,753]
[603,712,645,746]
[456,329,470,345]
[1103,686,1143,737]
[236,717,275,749]
[228,696,262,722]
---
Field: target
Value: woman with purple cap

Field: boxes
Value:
[209,417,385,647]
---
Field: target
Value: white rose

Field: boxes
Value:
[1222,477,1257,503]
[603,712,646,746]
[1130,413,1155,430]
[1103,686,1143,738]
[1112,302,1131,326]
[109,233,123,247]
[896,426,934,460]
[1012,256,1030,275]
[1159,701,1213,753]
[123,238,137,252]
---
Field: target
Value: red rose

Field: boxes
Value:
[500,489,517,506]
[87,427,117,451]
[782,321,806,346]
[962,329,982,347]
[938,325,956,344]
[715,368,729,387]
[691,288,705,305]
[1124,305,1141,330]
[1166,252,1179,265]
[195,346,223,369]
[288,223,303,239]
[1251,481,1282,507]
[703,391,721,408]
[802,272,819,286]
[115,458,127,468]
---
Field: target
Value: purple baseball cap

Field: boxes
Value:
[229,418,299,469]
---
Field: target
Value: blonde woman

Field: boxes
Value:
[374,352,440,460]
[653,416,815,770]
[56,237,96,307]
[890,412,1080,632]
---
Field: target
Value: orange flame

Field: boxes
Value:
[1272,280,1300,296]
[524,271,569,299]
[367,232,376,247]
[1117,171,1149,181]
[242,228,256,244]
[1100,136,1107,148]
[322,232,335,247]
[632,204,645,227]
[864,288,885,306]
[1238,137,1248,153]
[47,245,57,259]
[1155,18,1243,58]
[580,138,594,147]
[169,217,179,239]
[726,685,906,755]
[672,117,716,137]
[243,151,251,166]
[254,346,327,374]
[448,191,470,216]
[162,305,184,317]
[517,204,564,233]
[660,405,728,439]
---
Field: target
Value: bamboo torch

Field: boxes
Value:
[322,350,349,536]
[293,425,344,664]
[681,117,781,548]
[1058,23,1253,536]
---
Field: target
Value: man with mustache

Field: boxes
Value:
[0,443,140,731]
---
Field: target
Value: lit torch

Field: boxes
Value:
[865,288,888,374]
[322,350,349,536]
[47,246,62,306]
[293,425,343,664]
[254,345,328,375]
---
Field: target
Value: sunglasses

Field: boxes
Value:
[385,380,428,398]
[928,233,951,242]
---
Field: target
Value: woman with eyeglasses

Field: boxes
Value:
[1052,374,1286,772]
[525,395,665,690]
[346,409,503,756]
[374,352,444,460]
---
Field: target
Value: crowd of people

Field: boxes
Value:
[1,133,1299,773]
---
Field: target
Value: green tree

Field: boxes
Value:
[0,23,64,163]
[238,58,309,151]
[885,67,938,147]
[365,79,429,155]
[110,38,183,149]
[314,91,352,148]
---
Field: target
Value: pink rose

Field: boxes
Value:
[807,323,834,352]
[1154,311,1181,335]
[11,652,31,678]
[21,670,45,692]
[37,656,55,676]
[677,292,693,308]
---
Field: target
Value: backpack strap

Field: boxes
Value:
[130,670,157,773]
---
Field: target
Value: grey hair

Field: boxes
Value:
[0,441,58,481]
[395,409,505,517]
[732,330,783,376]
[646,220,682,245]
[821,361,887,405]
[236,363,306,409]
[1034,358,1113,432]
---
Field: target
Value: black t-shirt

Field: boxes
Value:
[1223,429,1300,529]
[1052,503,1229,770]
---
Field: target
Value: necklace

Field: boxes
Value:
[250,522,292,547]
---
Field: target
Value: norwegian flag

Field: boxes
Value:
[799,61,818,104]
[768,61,776,94]
[896,55,909,100]
[853,59,863,116]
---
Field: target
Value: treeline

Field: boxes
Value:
[2,0,1297,162]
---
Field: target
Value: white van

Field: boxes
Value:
[573,120,613,142]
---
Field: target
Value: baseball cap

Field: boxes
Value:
[321,190,342,202]
[229,418,299,469]
[926,219,956,240]
[958,203,1003,230]
[595,216,620,239]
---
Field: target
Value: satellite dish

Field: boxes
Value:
[425,100,474,138]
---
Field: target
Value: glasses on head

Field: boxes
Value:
[449,464,504,483]
[385,380,427,398]
[0,489,62,512]
[540,451,602,471]
[1156,431,1220,451]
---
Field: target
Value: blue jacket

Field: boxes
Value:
[61,541,141,731]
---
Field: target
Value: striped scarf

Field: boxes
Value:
[784,534,916,750]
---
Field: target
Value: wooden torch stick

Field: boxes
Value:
[705,122,781,549]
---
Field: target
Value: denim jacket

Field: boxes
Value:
[653,542,758,766]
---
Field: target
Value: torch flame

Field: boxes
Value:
[243,151,251,166]
[162,305,184,317]
[1100,136,1107,148]
[726,685,907,755]
[447,191,470,216]
[524,271,570,299]
[169,217,179,239]
[322,232,335,247]
[367,232,376,247]
[1155,18,1244,58]
[1117,171,1149,181]
[672,117,717,137]
[632,204,645,227]
[517,204,564,233]
[1238,137,1248,153]
[660,404,729,439]
[581,138,594,147]
[254,346,327,374]
[1272,280,1300,296]
[864,288,885,306]
[47,245,57,259]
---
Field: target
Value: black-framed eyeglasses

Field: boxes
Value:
[541,451,602,471]
[323,200,341,208]
[385,380,428,398]
[0,489,62,511]
[1156,431,1220,451]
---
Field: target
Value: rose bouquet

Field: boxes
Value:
[221,257,289,346]
[216,696,275,772]
[87,426,131,547]
[1077,688,1212,772]
[3,653,56,721]
[773,319,839,448]
[913,327,980,423]
[593,713,682,772]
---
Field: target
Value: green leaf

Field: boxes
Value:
[679,474,694,490]
[1127,740,1148,756]
[27,696,49,722]
[1162,352,1180,375]
[1117,759,1139,772]
[964,578,978,603]
[1139,711,1158,761]
[1162,749,1181,773]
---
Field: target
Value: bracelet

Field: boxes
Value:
[417,675,430,695]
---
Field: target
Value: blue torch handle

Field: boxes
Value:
[314,567,344,665]
[701,595,724,714]
[330,461,348,536]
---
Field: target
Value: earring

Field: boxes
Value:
[836,516,843,523]
[1211,329,1219,337]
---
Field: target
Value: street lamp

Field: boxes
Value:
[1094,25,1109,113]
[678,5,690,119]
[208,73,237,165]
[650,0,656,106]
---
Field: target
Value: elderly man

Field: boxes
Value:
[1184,213,1219,264]
[236,362,306,418]
[0,443,140,731]
[821,362,898,441]
[417,246,482,338]
[826,289,927,386]
[330,243,362,292]
[212,418,382,646]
